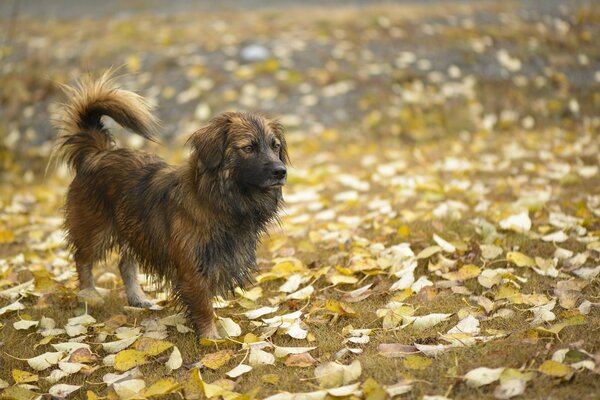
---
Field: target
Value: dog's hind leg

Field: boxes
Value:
[119,253,154,308]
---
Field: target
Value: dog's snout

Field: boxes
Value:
[272,164,287,180]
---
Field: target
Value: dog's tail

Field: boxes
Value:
[53,71,158,172]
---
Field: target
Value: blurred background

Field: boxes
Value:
[1,0,598,177]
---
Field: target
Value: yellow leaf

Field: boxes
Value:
[416,246,442,259]
[201,350,234,370]
[402,355,432,370]
[495,284,525,303]
[538,360,574,379]
[507,252,535,267]
[392,289,414,302]
[397,225,410,238]
[272,257,306,275]
[86,390,98,400]
[114,349,147,371]
[262,374,279,385]
[243,333,260,343]
[143,378,180,397]
[1,386,38,400]
[442,264,481,281]
[12,369,38,384]
[285,353,316,367]
[235,286,262,301]
[0,230,15,244]
[363,377,387,400]
[134,337,173,356]
[536,315,586,335]
[325,299,357,317]
[183,368,204,399]
[327,273,358,285]
[126,55,141,73]
[336,265,354,275]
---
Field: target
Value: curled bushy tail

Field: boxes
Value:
[53,71,158,171]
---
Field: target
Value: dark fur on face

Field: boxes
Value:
[53,73,287,338]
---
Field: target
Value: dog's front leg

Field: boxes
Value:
[176,266,220,339]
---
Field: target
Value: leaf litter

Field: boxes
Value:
[1,1,600,399]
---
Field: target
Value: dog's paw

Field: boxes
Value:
[127,295,155,309]
[77,288,105,307]
[201,324,222,340]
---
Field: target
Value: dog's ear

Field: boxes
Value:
[189,112,234,170]
[270,120,289,165]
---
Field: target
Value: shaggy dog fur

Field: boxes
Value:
[54,73,288,337]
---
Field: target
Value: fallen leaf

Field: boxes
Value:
[166,346,182,372]
[314,360,361,388]
[102,336,140,354]
[48,384,81,398]
[285,352,316,367]
[12,369,38,384]
[201,350,234,370]
[538,360,574,379]
[507,252,535,268]
[142,378,180,397]
[273,346,317,358]
[134,337,173,356]
[249,348,275,366]
[464,367,504,388]
[402,355,432,370]
[114,350,147,371]
[13,319,39,330]
[403,313,452,330]
[499,211,531,233]
[112,379,146,399]
[378,343,418,358]
[226,364,252,378]
[28,351,64,371]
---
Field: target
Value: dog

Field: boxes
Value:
[54,73,288,338]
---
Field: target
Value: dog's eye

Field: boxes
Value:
[272,141,281,150]
[242,145,254,153]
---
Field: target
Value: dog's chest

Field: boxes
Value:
[195,228,258,291]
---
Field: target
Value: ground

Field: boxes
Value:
[1,1,600,399]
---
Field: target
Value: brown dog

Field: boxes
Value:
[54,73,288,338]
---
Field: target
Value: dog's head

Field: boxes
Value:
[189,112,288,190]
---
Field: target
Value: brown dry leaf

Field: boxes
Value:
[285,352,317,367]
[68,348,98,364]
[201,350,234,370]
[442,264,481,281]
[554,279,588,309]
[378,343,418,358]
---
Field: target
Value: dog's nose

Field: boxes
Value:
[272,165,287,180]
